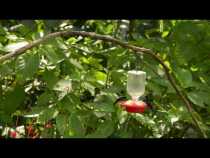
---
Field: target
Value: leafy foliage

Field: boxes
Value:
[0,20,210,138]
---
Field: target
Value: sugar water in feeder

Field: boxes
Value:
[116,70,148,113]
[127,70,146,101]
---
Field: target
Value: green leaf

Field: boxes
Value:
[69,58,83,70]
[0,26,6,36]
[68,113,85,137]
[117,109,128,124]
[187,90,210,108]
[197,91,210,106]
[22,53,40,79]
[105,24,114,34]
[83,82,95,96]
[41,45,64,64]
[147,81,165,96]
[173,22,200,44]
[86,119,114,138]
[162,31,169,38]
[36,91,55,106]
[175,68,193,88]
[42,70,59,89]
[0,64,13,78]
[56,114,69,136]
[108,49,128,68]
[57,94,80,112]
[187,92,205,107]
[23,106,46,116]
[0,43,7,52]
[0,111,13,125]
[132,113,156,129]
[110,70,126,86]
[44,20,61,30]
[38,107,59,123]
[0,85,25,114]
[117,130,133,138]
[85,70,107,86]
[94,94,116,112]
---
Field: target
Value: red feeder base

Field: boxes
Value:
[118,100,148,113]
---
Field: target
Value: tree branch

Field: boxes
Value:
[0,30,207,137]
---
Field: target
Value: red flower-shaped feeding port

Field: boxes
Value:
[118,100,148,113]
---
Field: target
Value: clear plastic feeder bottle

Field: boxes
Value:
[127,70,146,101]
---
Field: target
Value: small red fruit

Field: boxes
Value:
[26,125,33,133]
[118,100,147,113]
[9,130,17,138]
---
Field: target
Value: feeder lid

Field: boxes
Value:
[128,70,146,75]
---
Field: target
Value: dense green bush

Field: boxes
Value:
[0,20,210,138]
